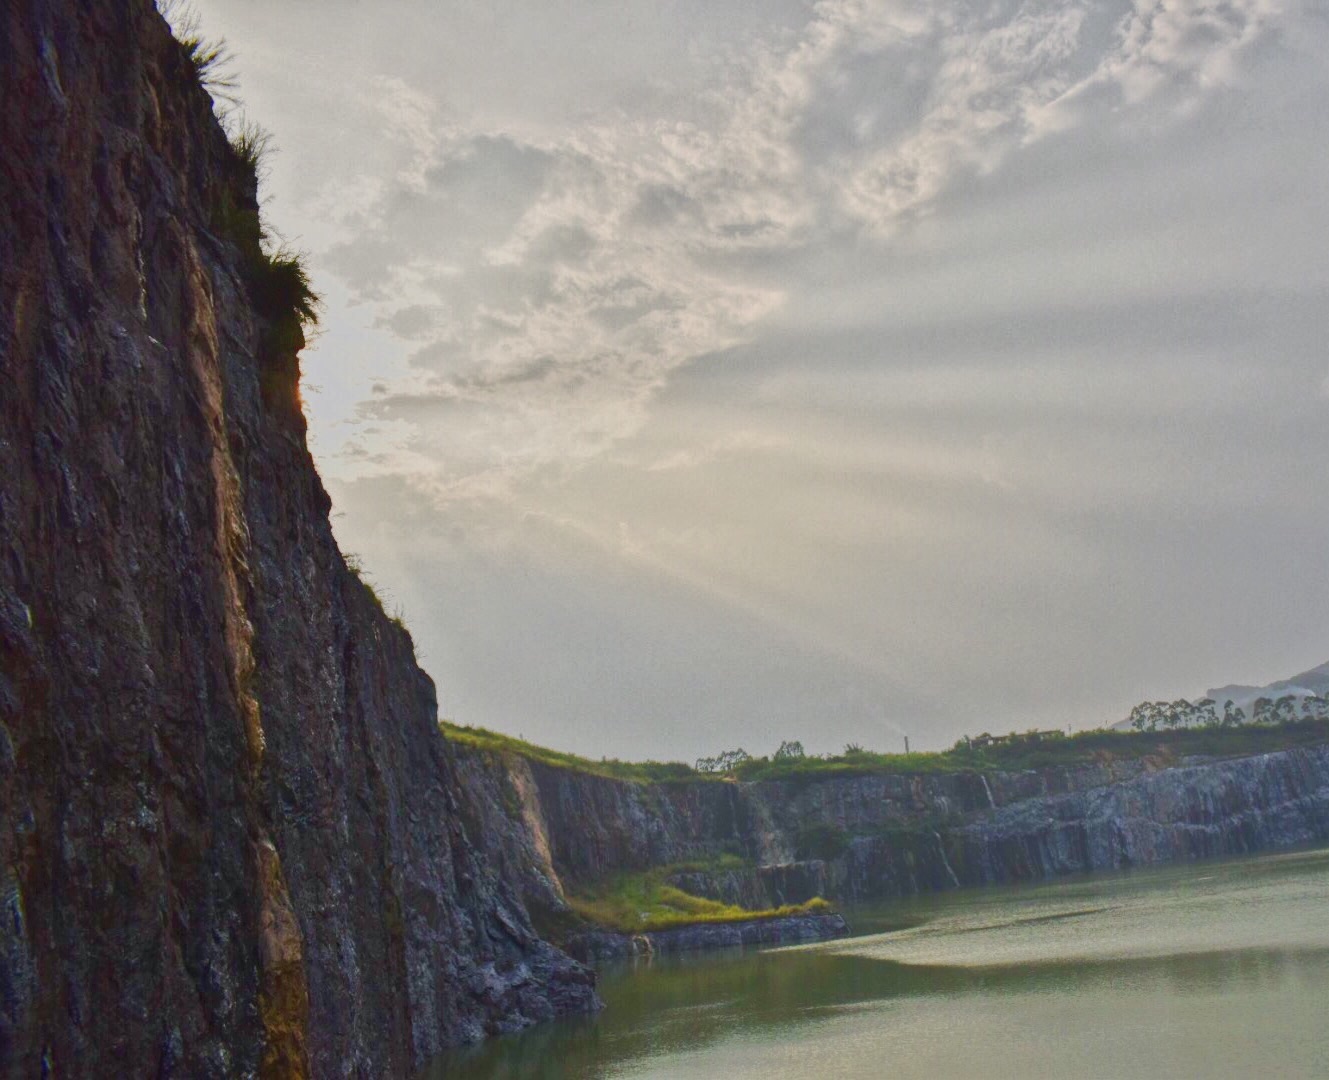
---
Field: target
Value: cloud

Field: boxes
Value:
[1031,0,1290,132]
[193,0,1328,758]
[313,0,1295,505]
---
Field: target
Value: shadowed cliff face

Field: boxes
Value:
[455,743,1329,918]
[0,3,595,1076]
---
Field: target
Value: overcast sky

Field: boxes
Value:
[190,0,1329,760]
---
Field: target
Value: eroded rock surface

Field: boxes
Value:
[0,3,595,1075]
[455,743,1329,917]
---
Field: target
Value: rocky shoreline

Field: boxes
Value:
[566,912,851,963]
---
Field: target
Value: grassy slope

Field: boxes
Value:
[566,860,832,934]
[440,721,713,783]
[442,717,1329,786]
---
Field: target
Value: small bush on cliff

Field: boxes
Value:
[248,246,320,330]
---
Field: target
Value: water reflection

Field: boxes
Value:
[426,847,1329,1079]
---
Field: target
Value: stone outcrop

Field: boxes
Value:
[947,746,1329,886]
[521,761,763,887]
[565,914,850,963]
[0,3,595,1076]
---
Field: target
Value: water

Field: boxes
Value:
[429,847,1329,1078]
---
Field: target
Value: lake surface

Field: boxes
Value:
[428,846,1329,1078]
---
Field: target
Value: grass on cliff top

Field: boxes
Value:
[439,721,711,784]
[441,717,1329,787]
[567,862,832,934]
[734,719,1329,782]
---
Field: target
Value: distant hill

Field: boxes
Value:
[1206,660,1329,713]
[1113,660,1329,730]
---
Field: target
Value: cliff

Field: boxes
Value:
[452,741,1329,918]
[0,3,594,1076]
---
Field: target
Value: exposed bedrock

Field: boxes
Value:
[456,745,1329,915]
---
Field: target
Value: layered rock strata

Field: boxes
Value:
[455,744,1329,918]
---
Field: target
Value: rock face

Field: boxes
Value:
[455,743,1329,917]
[0,3,594,1076]
[522,762,763,887]
[948,746,1329,886]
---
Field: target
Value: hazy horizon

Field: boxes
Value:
[187,0,1329,760]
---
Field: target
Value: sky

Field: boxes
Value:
[187,0,1329,761]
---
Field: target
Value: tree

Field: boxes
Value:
[1128,702,1155,732]
[695,748,752,774]
[774,740,805,761]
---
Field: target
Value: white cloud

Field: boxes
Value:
[319,0,1293,503]
[192,0,1329,757]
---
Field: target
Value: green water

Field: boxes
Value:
[429,847,1329,1078]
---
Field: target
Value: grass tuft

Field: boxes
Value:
[227,115,273,177]
[158,4,320,356]
[247,245,321,329]
[156,1,239,104]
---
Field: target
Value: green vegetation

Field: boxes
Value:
[244,243,320,351]
[709,719,1329,782]
[227,115,272,175]
[158,2,321,355]
[1128,694,1329,731]
[440,722,713,784]
[566,862,831,934]
[440,717,1329,789]
[794,824,849,862]
[210,115,320,358]
[956,716,1329,771]
[156,1,238,103]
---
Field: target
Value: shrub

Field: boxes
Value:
[247,246,320,328]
